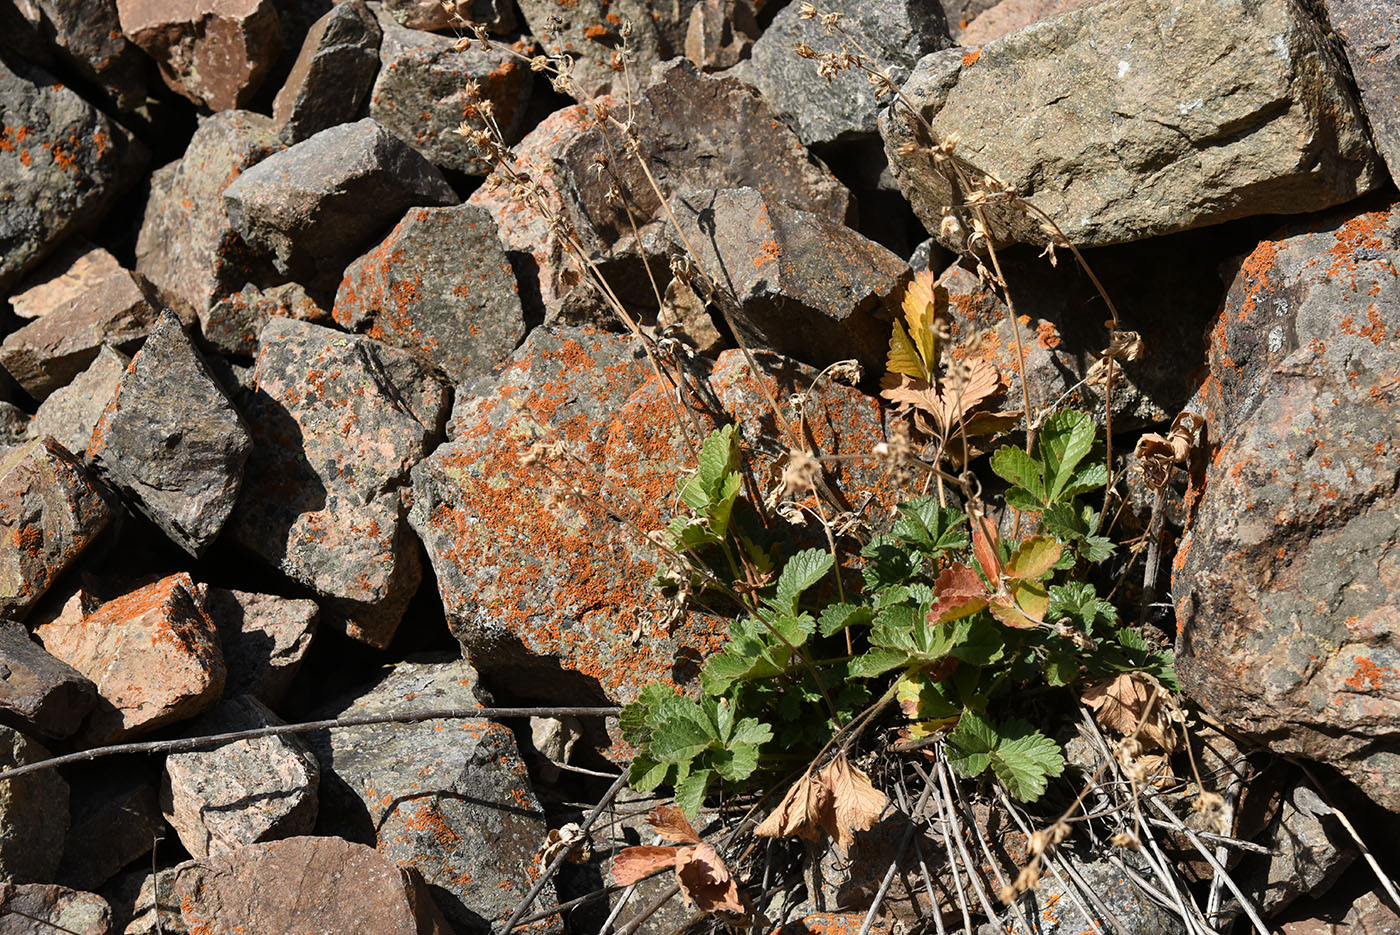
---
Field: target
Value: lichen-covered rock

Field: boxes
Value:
[668,187,907,371]
[201,587,318,706]
[222,118,458,291]
[333,204,525,382]
[1173,198,1400,812]
[1226,785,1356,922]
[135,110,283,321]
[88,311,253,557]
[29,347,130,458]
[514,0,697,95]
[0,883,110,935]
[1319,0,1400,186]
[161,695,320,859]
[232,318,449,647]
[116,0,283,110]
[0,725,69,883]
[5,0,148,110]
[748,0,950,146]
[33,572,226,744]
[369,9,531,175]
[201,281,330,358]
[272,0,382,145]
[309,659,556,933]
[0,437,113,622]
[883,0,1385,251]
[994,855,1185,934]
[380,0,515,32]
[0,619,95,740]
[0,56,146,294]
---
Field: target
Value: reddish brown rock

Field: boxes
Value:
[134,110,283,321]
[514,0,697,95]
[0,619,95,740]
[29,347,129,458]
[272,0,382,145]
[684,0,759,71]
[961,0,1103,44]
[1280,888,1400,935]
[117,0,284,110]
[5,0,147,111]
[232,318,448,647]
[9,240,144,321]
[201,587,318,706]
[0,726,68,883]
[0,883,110,935]
[0,437,114,622]
[34,573,226,744]
[333,204,524,382]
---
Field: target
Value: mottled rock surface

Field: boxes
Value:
[6,0,147,110]
[0,56,146,293]
[310,659,556,932]
[222,118,458,291]
[202,586,318,706]
[34,572,226,744]
[162,695,320,858]
[0,437,113,621]
[232,318,448,647]
[1228,785,1356,921]
[379,0,514,32]
[1174,198,1400,811]
[883,0,1385,251]
[117,0,284,110]
[89,311,253,557]
[0,619,95,739]
[684,0,758,72]
[201,281,329,357]
[0,883,110,935]
[369,10,531,175]
[1321,0,1400,185]
[515,0,698,95]
[994,855,1185,934]
[8,240,149,323]
[29,347,129,458]
[333,204,525,381]
[273,0,382,144]
[960,0,1102,44]
[0,725,68,883]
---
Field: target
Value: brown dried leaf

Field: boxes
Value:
[1082,672,1180,752]
[754,770,828,842]
[820,756,888,849]
[646,805,701,845]
[611,845,681,886]
[879,359,1003,437]
[674,842,747,919]
[925,563,989,625]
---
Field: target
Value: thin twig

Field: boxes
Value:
[1143,793,1270,935]
[858,780,935,935]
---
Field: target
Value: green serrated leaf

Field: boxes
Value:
[1058,461,1109,500]
[729,718,773,748]
[649,715,716,764]
[707,471,742,537]
[946,710,997,778]
[990,719,1065,801]
[861,536,921,589]
[629,754,672,792]
[949,615,1002,665]
[1039,410,1095,502]
[819,602,874,637]
[887,320,927,381]
[713,742,760,781]
[894,498,970,557]
[1004,487,1049,514]
[1005,536,1062,581]
[850,647,913,678]
[699,652,752,696]
[991,446,1045,507]
[675,769,712,819]
[772,548,835,614]
[1049,582,1117,632]
[1042,650,1079,687]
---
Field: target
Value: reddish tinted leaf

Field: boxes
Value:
[1005,536,1062,582]
[611,846,681,885]
[647,805,701,844]
[675,842,747,918]
[926,563,989,625]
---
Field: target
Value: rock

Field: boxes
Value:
[88,311,253,557]
[309,658,557,933]
[222,118,458,292]
[381,0,515,32]
[6,0,147,110]
[135,110,282,321]
[0,404,27,450]
[1227,785,1356,921]
[941,0,1000,34]
[668,187,907,372]
[1320,0,1400,186]
[200,281,326,358]
[58,760,164,890]
[411,328,896,704]
[9,240,152,323]
[1173,198,1400,812]
[1280,887,1400,935]
[161,695,319,859]
[0,725,68,883]
[160,837,452,935]
[232,318,449,648]
[368,9,532,175]
[748,0,950,146]
[201,587,318,707]
[0,55,146,294]
[29,347,130,459]
[116,0,283,110]
[514,0,697,95]
[0,619,95,740]
[33,572,226,744]
[960,0,1102,44]
[883,0,1385,252]
[333,203,525,382]
[0,437,114,622]
[272,0,382,145]
[0,884,110,934]
[118,861,190,935]
[684,0,759,72]
[994,854,1185,934]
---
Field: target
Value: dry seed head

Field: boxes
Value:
[1193,791,1225,813]
[530,55,549,71]
[781,449,822,496]
[795,41,818,59]
[799,1,818,17]
[828,359,863,385]
[939,214,962,239]
[1110,830,1141,850]
[455,36,472,52]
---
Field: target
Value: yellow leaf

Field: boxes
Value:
[1005,536,1062,582]
[901,270,941,372]
[886,320,927,381]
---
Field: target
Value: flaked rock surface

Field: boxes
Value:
[273,0,382,145]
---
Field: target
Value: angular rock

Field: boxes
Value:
[309,659,556,933]
[960,0,1102,44]
[669,187,907,371]
[201,587,318,706]
[411,328,897,703]
[1228,785,1356,921]
[0,55,146,294]
[135,110,282,321]
[58,759,164,890]
[941,0,1000,34]
[749,0,950,146]
[117,0,283,110]
[9,240,149,322]
[1173,198,1400,812]
[1280,888,1400,935]
[0,437,114,622]
[88,311,253,557]
[333,203,525,381]
[0,619,95,740]
[684,0,758,72]
[0,404,27,450]
[6,0,147,110]
[176,837,454,934]
[202,281,330,358]
[272,0,382,145]
[380,0,515,32]
[223,118,458,291]
[162,695,319,859]
[515,0,697,95]
[29,347,129,458]
[368,9,531,175]
[232,318,449,647]
[0,726,68,883]
[1321,0,1400,185]
[995,855,1184,934]
[0,268,155,403]
[33,572,226,744]
[0,884,110,935]
[883,0,1385,251]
